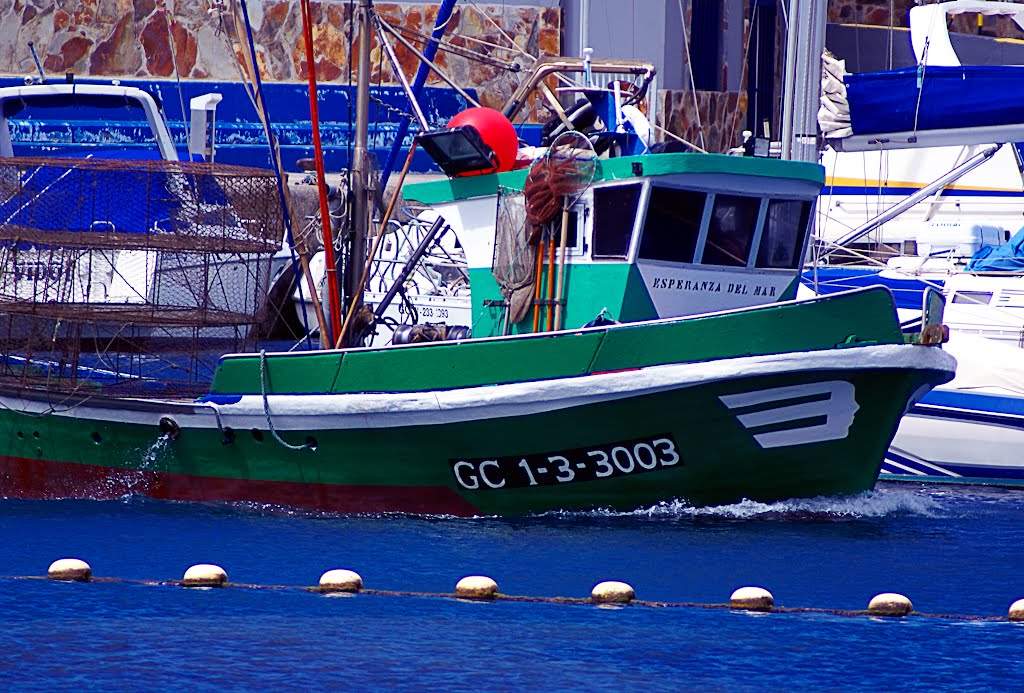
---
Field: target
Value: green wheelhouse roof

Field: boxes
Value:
[403,152,825,205]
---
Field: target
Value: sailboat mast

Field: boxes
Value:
[341,0,374,346]
[780,0,826,163]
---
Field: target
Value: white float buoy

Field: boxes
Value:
[47,558,92,582]
[591,580,635,604]
[1009,599,1024,621]
[730,586,774,611]
[182,563,227,587]
[318,569,363,593]
[868,592,913,616]
[455,575,498,600]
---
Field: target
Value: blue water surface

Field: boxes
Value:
[2,484,1024,691]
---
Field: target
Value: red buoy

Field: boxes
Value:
[447,107,519,175]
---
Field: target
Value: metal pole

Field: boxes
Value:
[373,217,447,320]
[341,0,374,347]
[780,0,825,163]
[300,0,342,345]
[374,16,430,131]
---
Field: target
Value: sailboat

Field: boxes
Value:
[0,0,955,515]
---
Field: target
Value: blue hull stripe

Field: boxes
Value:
[917,389,1024,418]
[882,447,1024,483]
[879,472,1024,486]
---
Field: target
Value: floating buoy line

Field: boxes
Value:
[2,559,1015,622]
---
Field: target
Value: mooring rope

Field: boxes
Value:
[3,571,1013,622]
[259,349,309,451]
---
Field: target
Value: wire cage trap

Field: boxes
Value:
[0,157,286,398]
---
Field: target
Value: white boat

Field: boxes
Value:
[0,79,278,346]
[0,78,284,393]
[887,332,1024,484]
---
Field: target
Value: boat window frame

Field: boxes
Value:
[631,178,817,273]
[535,195,588,259]
[632,181,710,265]
[689,193,721,265]
[746,199,770,269]
[588,180,648,261]
[754,196,815,270]
[564,198,588,257]
[699,192,766,268]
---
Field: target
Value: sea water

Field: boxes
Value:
[1,484,1023,691]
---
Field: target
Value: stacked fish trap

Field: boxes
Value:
[0,157,285,398]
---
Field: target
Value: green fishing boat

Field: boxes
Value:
[0,3,955,515]
[0,144,954,516]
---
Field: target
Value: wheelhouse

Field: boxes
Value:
[403,151,824,336]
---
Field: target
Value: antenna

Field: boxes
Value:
[27,42,46,84]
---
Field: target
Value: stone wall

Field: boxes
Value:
[657,90,747,154]
[0,1,559,113]
[829,0,1024,38]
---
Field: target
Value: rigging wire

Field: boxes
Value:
[729,1,760,150]
[161,9,191,157]
[464,0,528,62]
[230,0,315,348]
[385,23,520,70]
[888,0,895,71]
[677,0,706,151]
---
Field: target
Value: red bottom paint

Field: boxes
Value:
[0,455,483,517]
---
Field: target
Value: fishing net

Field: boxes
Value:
[0,157,286,398]
[524,131,597,224]
[520,132,596,330]
[493,188,536,325]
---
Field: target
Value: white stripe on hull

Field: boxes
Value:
[0,344,954,432]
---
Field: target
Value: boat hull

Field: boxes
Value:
[884,388,1024,486]
[0,343,953,515]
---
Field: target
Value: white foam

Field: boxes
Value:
[567,489,947,520]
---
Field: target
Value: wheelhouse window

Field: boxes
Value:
[702,194,760,267]
[756,199,811,269]
[592,183,643,258]
[638,186,706,263]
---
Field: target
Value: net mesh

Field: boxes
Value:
[524,132,597,225]
[493,188,537,325]
[0,157,286,398]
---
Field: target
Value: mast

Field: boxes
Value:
[780,0,826,163]
[340,0,374,347]
[300,0,343,345]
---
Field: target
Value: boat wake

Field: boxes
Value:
[550,489,947,522]
[97,488,948,522]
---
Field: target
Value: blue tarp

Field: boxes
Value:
[845,65,1024,135]
[966,226,1024,271]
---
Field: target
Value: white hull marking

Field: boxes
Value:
[719,381,859,448]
